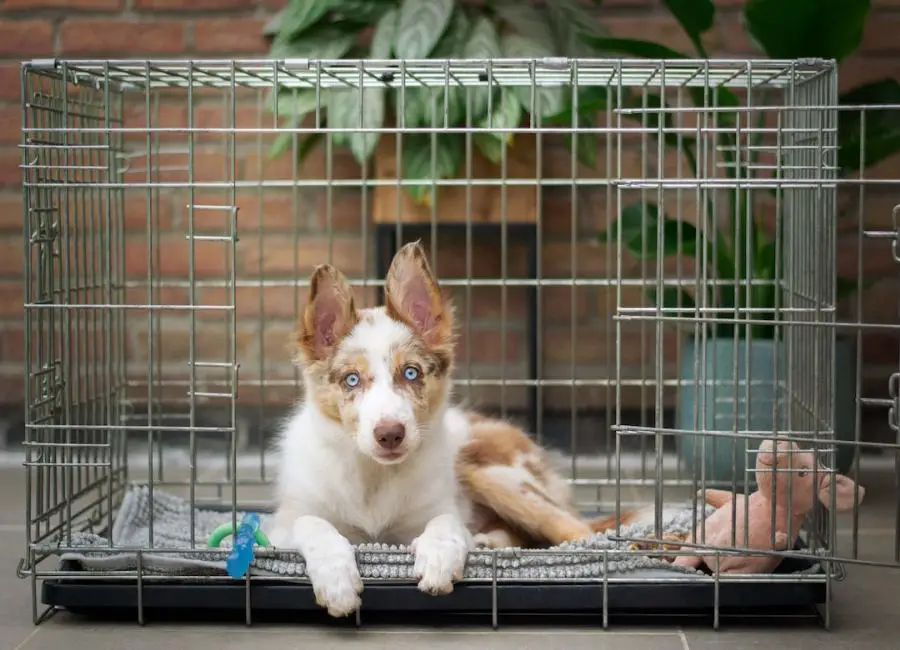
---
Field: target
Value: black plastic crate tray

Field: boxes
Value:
[42,554,827,625]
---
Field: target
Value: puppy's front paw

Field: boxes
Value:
[307,552,363,618]
[412,534,468,595]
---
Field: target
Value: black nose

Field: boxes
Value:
[374,421,406,450]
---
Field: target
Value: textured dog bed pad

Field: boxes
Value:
[55,485,807,581]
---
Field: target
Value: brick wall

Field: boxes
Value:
[1,0,898,417]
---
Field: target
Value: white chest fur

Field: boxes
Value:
[271,403,474,546]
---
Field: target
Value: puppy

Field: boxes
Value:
[269,241,625,617]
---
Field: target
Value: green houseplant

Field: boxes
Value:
[587,0,900,484]
[263,0,607,218]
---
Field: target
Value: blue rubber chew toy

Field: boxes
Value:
[207,513,270,579]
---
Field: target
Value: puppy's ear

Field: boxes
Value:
[296,264,358,363]
[384,241,453,347]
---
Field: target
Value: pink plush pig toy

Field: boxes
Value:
[672,439,864,574]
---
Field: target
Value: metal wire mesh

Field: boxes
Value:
[17,57,900,627]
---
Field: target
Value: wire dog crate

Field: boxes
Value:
[17,57,900,628]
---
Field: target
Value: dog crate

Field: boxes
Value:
[17,57,900,628]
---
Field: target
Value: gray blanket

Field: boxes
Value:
[56,485,780,581]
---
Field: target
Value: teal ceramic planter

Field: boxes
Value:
[677,336,857,489]
[677,336,787,491]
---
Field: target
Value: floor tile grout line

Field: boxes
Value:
[11,626,40,650]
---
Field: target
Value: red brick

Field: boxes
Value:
[123,285,190,308]
[122,150,238,185]
[122,193,175,231]
[0,66,20,102]
[2,0,121,8]
[456,327,521,365]
[0,371,24,403]
[240,235,365,277]
[0,20,53,57]
[202,284,299,321]
[0,192,22,232]
[0,326,23,364]
[861,14,900,53]
[122,101,187,144]
[135,0,254,9]
[0,239,24,276]
[0,281,23,317]
[839,56,900,93]
[603,16,721,57]
[124,236,230,279]
[543,327,680,366]
[0,104,21,145]
[193,102,266,142]
[60,19,186,56]
[193,18,267,54]
[190,191,297,233]
[130,320,254,365]
[243,145,361,182]
[310,190,369,232]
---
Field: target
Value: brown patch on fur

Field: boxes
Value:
[457,419,535,468]
[389,339,451,425]
[473,508,532,549]
[626,532,689,563]
[587,509,641,534]
[456,413,597,547]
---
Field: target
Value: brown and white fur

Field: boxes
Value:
[269,242,629,618]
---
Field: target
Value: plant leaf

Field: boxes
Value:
[474,133,503,165]
[401,134,464,205]
[333,0,395,25]
[580,36,688,59]
[599,202,699,259]
[546,0,605,57]
[494,3,565,118]
[568,112,598,169]
[395,0,455,59]
[494,2,557,46]
[500,34,565,118]
[370,8,398,59]
[838,78,900,175]
[269,22,357,59]
[475,88,521,163]
[464,16,501,120]
[424,8,471,125]
[480,87,522,132]
[269,114,324,163]
[743,0,871,61]
[545,87,612,127]
[274,0,336,42]
[266,87,323,119]
[327,85,385,165]
[663,0,715,55]
[464,15,502,58]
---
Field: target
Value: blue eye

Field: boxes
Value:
[403,366,419,381]
[344,373,360,388]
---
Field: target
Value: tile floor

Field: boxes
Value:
[1,455,899,650]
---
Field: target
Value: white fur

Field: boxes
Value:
[343,314,422,461]
[270,309,474,617]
